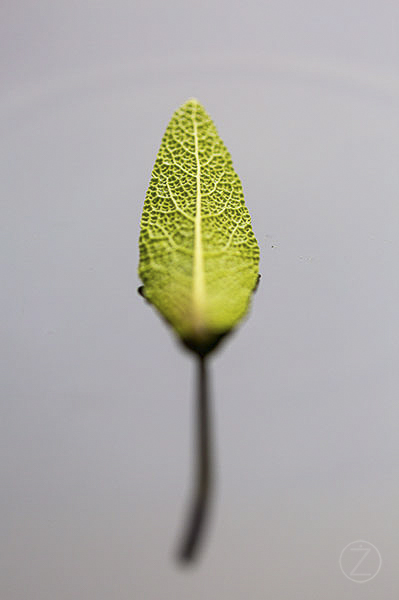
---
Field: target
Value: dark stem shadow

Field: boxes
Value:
[177,354,213,564]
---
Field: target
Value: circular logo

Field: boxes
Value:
[339,540,382,583]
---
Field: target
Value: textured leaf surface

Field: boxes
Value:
[138,99,259,354]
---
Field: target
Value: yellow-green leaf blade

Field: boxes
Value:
[138,98,260,354]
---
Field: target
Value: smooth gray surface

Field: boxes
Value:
[1,2,399,598]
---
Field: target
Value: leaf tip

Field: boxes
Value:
[183,97,201,108]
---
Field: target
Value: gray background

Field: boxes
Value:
[1,1,398,598]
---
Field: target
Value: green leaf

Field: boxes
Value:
[138,98,260,355]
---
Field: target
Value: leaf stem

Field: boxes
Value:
[178,354,213,564]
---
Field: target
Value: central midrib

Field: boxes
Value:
[192,108,206,331]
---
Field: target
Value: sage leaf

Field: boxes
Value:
[138,98,259,356]
[138,99,260,564]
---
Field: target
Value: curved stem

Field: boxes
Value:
[178,354,213,563]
